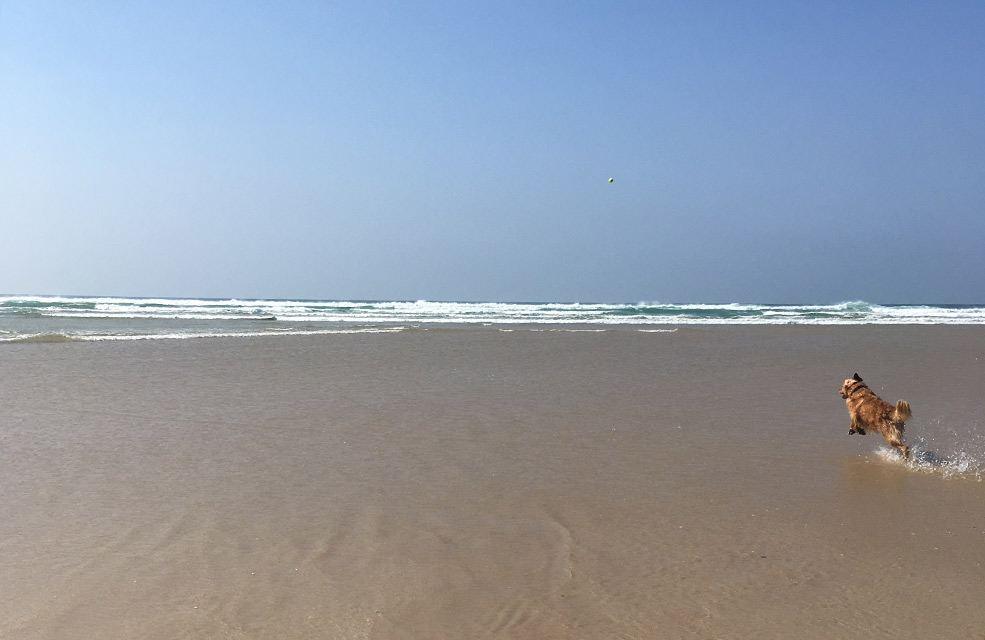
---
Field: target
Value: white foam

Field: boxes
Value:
[0,326,407,344]
[4,297,985,327]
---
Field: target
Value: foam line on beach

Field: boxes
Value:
[0,327,407,344]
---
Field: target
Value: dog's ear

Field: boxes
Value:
[853,373,862,381]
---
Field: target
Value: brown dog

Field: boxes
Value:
[839,373,912,459]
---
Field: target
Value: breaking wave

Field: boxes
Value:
[2,296,983,343]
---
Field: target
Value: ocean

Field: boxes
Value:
[2,296,985,342]
[2,296,983,638]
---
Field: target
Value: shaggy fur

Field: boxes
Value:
[839,373,912,459]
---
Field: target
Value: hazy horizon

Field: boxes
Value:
[2,293,983,308]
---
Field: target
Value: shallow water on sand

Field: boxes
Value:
[1,326,983,638]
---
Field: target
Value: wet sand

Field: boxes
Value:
[1,326,983,638]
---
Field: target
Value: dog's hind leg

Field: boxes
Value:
[894,441,910,459]
[886,429,909,459]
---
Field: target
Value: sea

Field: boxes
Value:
[2,296,984,343]
[3,294,984,638]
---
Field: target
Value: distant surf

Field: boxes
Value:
[1,296,984,342]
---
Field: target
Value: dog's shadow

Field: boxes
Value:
[910,449,945,465]
[889,446,981,477]
[875,446,945,469]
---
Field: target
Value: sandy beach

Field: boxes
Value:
[1,325,983,638]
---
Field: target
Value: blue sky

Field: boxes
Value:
[2,1,983,303]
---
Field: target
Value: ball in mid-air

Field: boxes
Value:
[608,177,613,183]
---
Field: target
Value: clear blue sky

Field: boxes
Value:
[2,1,983,303]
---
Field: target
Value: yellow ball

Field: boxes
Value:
[608,178,613,183]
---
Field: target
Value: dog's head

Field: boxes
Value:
[839,373,864,399]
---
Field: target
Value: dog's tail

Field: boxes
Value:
[894,399,912,427]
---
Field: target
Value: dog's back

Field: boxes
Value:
[846,387,903,430]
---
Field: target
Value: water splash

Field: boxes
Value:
[875,434,985,480]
